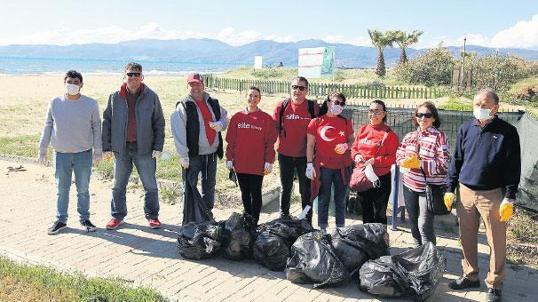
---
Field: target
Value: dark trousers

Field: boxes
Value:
[403,185,436,246]
[278,153,311,221]
[358,172,391,224]
[237,173,264,225]
[182,153,217,225]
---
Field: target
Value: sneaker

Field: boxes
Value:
[448,276,480,290]
[148,218,161,229]
[81,220,97,232]
[486,288,502,302]
[48,221,67,235]
[105,218,123,230]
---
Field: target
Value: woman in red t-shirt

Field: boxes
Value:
[225,87,277,225]
[350,100,399,224]
[306,92,355,232]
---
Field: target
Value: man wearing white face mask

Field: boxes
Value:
[38,70,102,235]
[446,89,521,302]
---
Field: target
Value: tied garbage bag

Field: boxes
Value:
[253,217,313,271]
[177,222,222,260]
[286,231,349,288]
[221,212,257,260]
[359,242,445,301]
[330,223,389,275]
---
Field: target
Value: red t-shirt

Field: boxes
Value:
[225,109,277,176]
[350,123,399,176]
[273,99,319,157]
[307,115,354,169]
[195,99,216,145]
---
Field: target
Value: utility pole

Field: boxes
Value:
[460,36,467,89]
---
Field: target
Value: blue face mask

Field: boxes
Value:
[330,104,343,115]
[473,106,492,121]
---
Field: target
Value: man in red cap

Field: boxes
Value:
[171,72,228,224]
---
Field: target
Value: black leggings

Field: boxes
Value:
[358,172,392,224]
[237,173,264,224]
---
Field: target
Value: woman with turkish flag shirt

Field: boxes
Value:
[225,87,277,225]
[350,99,399,224]
[306,92,355,232]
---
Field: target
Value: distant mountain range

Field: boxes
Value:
[1,38,537,68]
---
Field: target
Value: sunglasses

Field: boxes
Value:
[332,100,345,106]
[126,72,141,78]
[416,112,433,118]
[368,109,385,115]
[291,85,307,91]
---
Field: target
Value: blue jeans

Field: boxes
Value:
[54,149,92,223]
[111,142,159,220]
[318,167,347,229]
[403,185,436,246]
[182,153,217,225]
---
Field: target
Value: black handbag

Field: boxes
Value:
[420,167,450,215]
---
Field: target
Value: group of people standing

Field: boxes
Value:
[38,63,520,302]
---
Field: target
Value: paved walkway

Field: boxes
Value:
[0,159,536,302]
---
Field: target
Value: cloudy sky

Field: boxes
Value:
[1,0,537,49]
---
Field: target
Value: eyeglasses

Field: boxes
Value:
[416,112,433,119]
[291,85,307,91]
[368,109,385,115]
[126,72,141,78]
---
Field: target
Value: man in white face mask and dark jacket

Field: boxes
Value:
[445,88,521,302]
[38,70,102,235]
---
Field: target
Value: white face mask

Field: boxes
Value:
[473,106,492,121]
[66,83,80,96]
[330,104,343,116]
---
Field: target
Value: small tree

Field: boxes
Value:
[391,30,423,64]
[368,29,394,77]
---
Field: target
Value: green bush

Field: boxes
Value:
[394,47,455,86]
[471,55,533,93]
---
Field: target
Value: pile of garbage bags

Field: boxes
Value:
[359,242,445,301]
[285,223,389,288]
[177,222,223,260]
[220,212,257,260]
[253,217,314,271]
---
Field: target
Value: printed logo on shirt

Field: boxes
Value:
[237,122,262,131]
[285,113,311,121]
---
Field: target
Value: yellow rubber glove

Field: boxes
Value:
[400,154,420,169]
[499,199,514,222]
[444,192,456,211]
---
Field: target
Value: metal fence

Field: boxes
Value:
[202,74,449,99]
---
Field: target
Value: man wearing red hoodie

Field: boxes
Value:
[273,77,319,222]
[102,62,165,230]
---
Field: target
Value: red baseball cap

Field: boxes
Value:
[186,73,203,84]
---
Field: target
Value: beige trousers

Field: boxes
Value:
[457,184,506,289]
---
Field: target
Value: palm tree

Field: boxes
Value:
[391,30,423,64]
[368,29,394,76]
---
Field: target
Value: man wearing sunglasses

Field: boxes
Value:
[102,62,165,230]
[273,76,319,222]
[445,89,521,302]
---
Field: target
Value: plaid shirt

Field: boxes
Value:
[396,127,450,192]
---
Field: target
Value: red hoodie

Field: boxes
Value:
[273,99,320,157]
[225,109,277,176]
[351,123,399,177]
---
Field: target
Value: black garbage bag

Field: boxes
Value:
[286,231,349,288]
[359,242,445,301]
[177,222,223,260]
[330,223,389,275]
[220,212,257,260]
[253,217,313,271]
